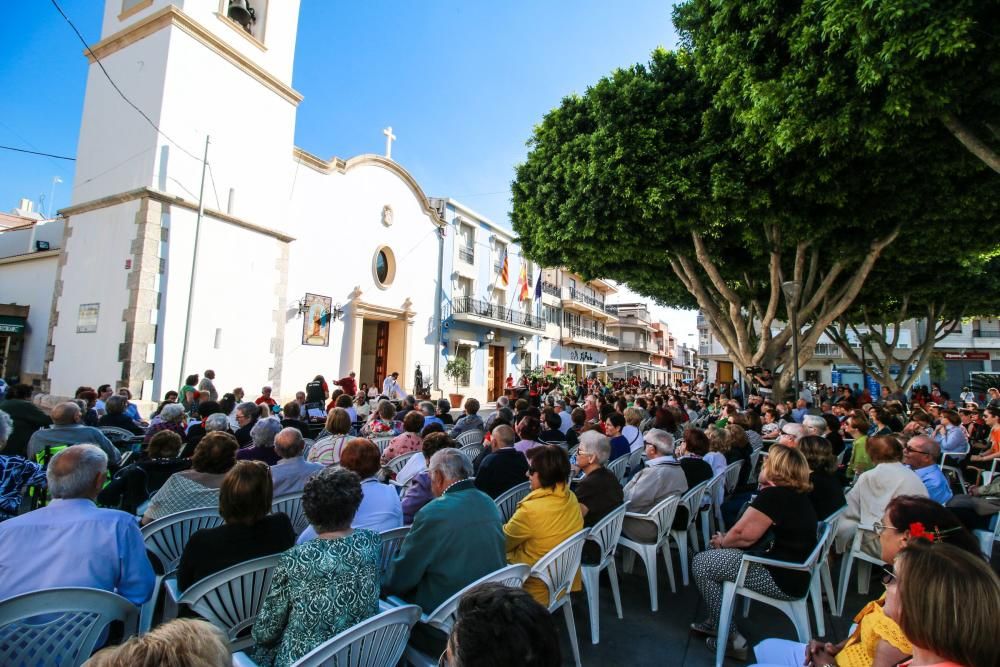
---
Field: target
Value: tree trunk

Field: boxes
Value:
[940,112,1000,175]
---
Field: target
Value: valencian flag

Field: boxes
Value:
[517,262,530,302]
[499,248,509,287]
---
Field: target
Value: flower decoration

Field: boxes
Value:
[908,522,935,542]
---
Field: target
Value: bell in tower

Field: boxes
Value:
[227,0,256,34]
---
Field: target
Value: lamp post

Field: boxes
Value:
[859,333,870,394]
[781,280,803,402]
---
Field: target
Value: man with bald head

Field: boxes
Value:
[904,434,953,505]
[26,401,121,466]
[0,444,154,604]
[270,427,323,496]
[474,425,529,499]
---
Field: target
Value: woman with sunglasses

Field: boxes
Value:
[752,496,981,667]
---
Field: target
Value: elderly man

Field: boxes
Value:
[554,399,572,433]
[233,401,259,446]
[0,384,52,458]
[26,402,121,466]
[450,398,484,437]
[904,435,953,505]
[621,429,688,542]
[573,431,624,563]
[143,403,187,446]
[385,448,505,651]
[0,444,155,604]
[255,386,277,409]
[418,401,444,429]
[483,396,510,432]
[237,417,282,465]
[791,399,809,424]
[270,428,324,496]
[474,425,529,498]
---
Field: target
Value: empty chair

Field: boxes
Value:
[459,441,485,463]
[813,508,845,634]
[529,529,589,667]
[232,603,422,667]
[385,452,419,477]
[174,554,282,651]
[835,524,885,617]
[940,442,971,493]
[0,587,139,667]
[617,494,681,612]
[455,429,484,448]
[378,526,412,581]
[271,492,309,535]
[494,481,531,524]
[580,504,627,644]
[714,524,832,667]
[670,480,709,586]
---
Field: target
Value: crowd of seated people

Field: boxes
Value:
[0,375,998,667]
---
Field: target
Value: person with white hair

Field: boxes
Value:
[237,417,283,465]
[142,402,187,447]
[0,409,47,522]
[800,414,828,437]
[270,428,323,496]
[0,444,155,604]
[26,401,121,466]
[621,429,688,542]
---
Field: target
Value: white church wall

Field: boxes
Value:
[0,253,59,379]
[48,202,142,396]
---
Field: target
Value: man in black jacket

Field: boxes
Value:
[474,425,528,499]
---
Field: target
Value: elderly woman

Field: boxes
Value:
[98,430,191,514]
[361,400,401,437]
[835,435,928,555]
[307,408,354,466]
[117,387,144,425]
[236,417,282,465]
[250,467,381,667]
[691,446,818,661]
[87,618,230,667]
[141,432,238,525]
[297,439,402,542]
[177,460,295,591]
[98,395,145,435]
[0,409,46,522]
[933,409,969,455]
[143,402,187,446]
[752,495,984,667]
[381,411,425,465]
[504,444,584,606]
[797,435,845,520]
[401,432,456,524]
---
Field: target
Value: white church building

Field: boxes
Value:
[2,0,453,404]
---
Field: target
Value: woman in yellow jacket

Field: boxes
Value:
[503,444,584,606]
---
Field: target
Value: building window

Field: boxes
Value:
[457,276,473,298]
[373,246,396,289]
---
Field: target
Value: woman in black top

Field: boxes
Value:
[177,460,295,591]
[97,395,145,435]
[98,430,190,514]
[690,445,818,661]
[797,435,846,520]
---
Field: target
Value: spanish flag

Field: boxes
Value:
[499,249,509,287]
[517,262,530,302]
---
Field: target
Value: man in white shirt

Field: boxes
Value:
[382,372,404,400]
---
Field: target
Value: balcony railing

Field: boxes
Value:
[618,340,655,353]
[565,287,609,312]
[973,329,1000,338]
[458,247,474,264]
[567,325,618,346]
[605,304,650,323]
[814,343,841,357]
[541,281,560,297]
[445,296,545,331]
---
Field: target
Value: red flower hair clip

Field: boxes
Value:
[909,522,935,542]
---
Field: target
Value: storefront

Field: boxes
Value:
[547,344,607,380]
[0,305,29,383]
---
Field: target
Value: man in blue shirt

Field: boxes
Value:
[25,402,121,466]
[0,444,155,605]
[904,435,953,505]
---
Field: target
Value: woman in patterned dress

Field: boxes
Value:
[250,466,381,667]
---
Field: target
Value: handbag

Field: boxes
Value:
[735,497,776,555]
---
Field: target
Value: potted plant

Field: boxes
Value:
[444,357,472,409]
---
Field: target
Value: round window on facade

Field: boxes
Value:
[373,246,396,289]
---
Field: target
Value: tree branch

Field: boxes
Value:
[940,112,1000,175]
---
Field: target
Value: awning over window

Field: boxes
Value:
[0,316,25,334]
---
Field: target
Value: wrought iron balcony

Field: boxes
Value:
[445,296,545,332]
[566,325,618,347]
[541,281,560,297]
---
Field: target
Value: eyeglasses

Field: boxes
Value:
[872,520,899,536]
[880,567,897,586]
[903,444,930,456]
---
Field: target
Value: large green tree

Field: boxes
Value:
[511,48,1000,397]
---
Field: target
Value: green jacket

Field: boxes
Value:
[384,479,505,612]
[0,399,52,459]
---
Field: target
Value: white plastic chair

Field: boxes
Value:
[385,564,531,666]
[581,504,627,644]
[232,603,423,667]
[141,506,224,626]
[494,481,531,523]
[940,442,971,493]
[175,553,282,651]
[699,473,727,550]
[625,447,645,477]
[714,524,833,667]
[530,529,589,667]
[617,494,681,611]
[385,452,419,476]
[271,492,309,535]
[814,507,846,631]
[455,429,484,447]
[606,455,629,484]
[670,480,709,586]
[973,510,1000,558]
[835,523,885,617]
[723,461,743,495]
[0,587,139,667]
[748,449,762,478]
[378,526,412,581]
[372,436,394,455]
[459,441,485,463]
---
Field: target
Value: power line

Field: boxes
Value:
[0,145,75,161]
[49,0,202,162]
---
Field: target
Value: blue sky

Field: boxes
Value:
[0,0,697,337]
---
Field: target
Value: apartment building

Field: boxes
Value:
[538,268,618,379]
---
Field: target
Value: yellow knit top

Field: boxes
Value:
[836,594,911,667]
